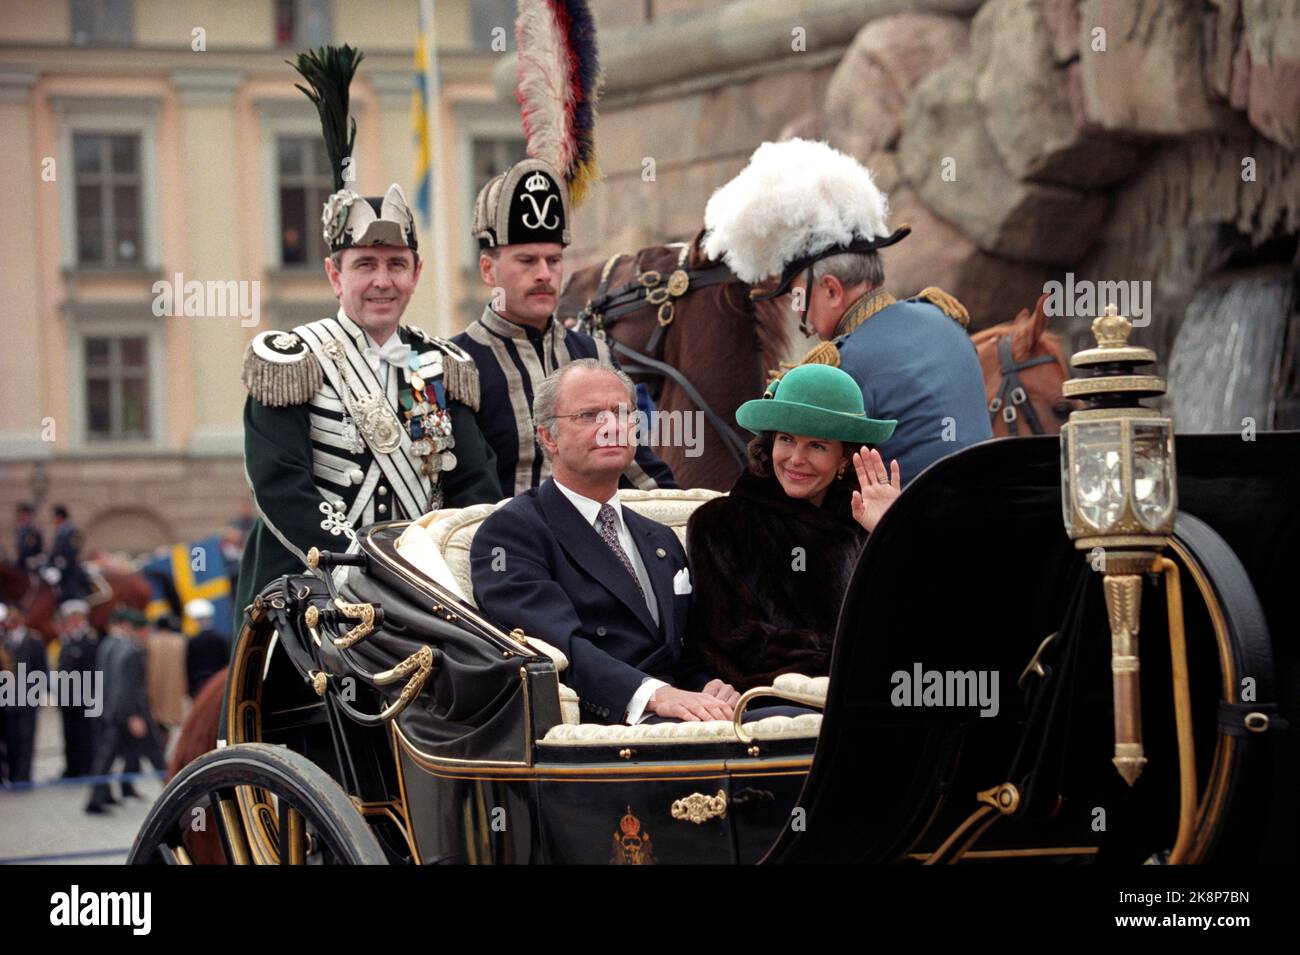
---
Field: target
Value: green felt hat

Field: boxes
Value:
[736,364,896,445]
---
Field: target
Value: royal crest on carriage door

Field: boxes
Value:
[610,805,655,865]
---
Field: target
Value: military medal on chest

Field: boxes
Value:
[403,354,457,478]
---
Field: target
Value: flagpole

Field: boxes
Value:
[419,0,452,335]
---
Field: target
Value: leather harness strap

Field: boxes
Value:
[576,248,745,444]
[989,336,1055,436]
[603,335,751,470]
[592,266,734,323]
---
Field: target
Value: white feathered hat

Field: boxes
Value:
[702,138,908,298]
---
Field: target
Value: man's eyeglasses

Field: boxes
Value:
[551,407,643,427]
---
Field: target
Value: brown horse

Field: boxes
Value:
[0,560,153,641]
[559,229,791,491]
[971,293,1075,438]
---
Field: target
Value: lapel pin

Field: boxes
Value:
[655,547,666,558]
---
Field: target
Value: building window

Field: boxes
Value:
[71,0,132,47]
[277,135,333,267]
[84,334,151,441]
[471,136,526,195]
[467,134,525,258]
[274,0,332,48]
[471,0,517,51]
[73,132,143,267]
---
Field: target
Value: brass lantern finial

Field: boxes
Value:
[1091,303,1131,348]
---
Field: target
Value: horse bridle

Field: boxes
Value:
[988,336,1056,436]
[575,245,751,468]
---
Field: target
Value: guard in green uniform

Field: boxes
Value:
[233,46,501,625]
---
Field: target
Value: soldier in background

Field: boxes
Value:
[13,502,43,573]
[47,504,91,602]
[55,599,97,778]
[1,602,46,784]
[184,600,228,700]
[86,608,163,813]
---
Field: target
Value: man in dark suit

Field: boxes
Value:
[183,598,228,698]
[471,360,736,725]
[1,602,46,784]
[86,608,164,813]
[55,599,97,778]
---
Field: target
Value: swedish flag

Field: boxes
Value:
[141,535,234,637]
[412,31,432,227]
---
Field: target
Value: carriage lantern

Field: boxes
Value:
[1060,304,1176,786]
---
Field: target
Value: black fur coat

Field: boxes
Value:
[684,471,866,691]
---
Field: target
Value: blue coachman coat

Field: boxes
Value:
[832,292,992,485]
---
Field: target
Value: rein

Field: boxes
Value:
[576,245,750,469]
[988,336,1055,436]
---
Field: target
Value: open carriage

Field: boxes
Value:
[127,422,1298,864]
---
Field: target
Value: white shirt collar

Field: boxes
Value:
[552,478,623,530]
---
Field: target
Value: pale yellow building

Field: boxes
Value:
[0,0,525,552]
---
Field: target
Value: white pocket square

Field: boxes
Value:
[672,567,693,595]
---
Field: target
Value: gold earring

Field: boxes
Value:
[837,460,848,479]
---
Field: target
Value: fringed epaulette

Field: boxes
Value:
[913,286,971,329]
[765,339,842,383]
[408,327,481,412]
[242,330,322,406]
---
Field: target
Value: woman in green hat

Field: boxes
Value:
[684,364,900,691]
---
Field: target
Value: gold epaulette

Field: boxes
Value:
[409,328,481,412]
[241,330,322,407]
[765,339,842,385]
[915,286,971,329]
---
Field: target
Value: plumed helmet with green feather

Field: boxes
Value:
[289,45,419,254]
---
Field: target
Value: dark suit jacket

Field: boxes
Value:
[95,635,149,726]
[186,629,229,698]
[470,479,694,722]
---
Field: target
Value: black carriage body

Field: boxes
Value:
[228,523,814,865]
[766,431,1298,864]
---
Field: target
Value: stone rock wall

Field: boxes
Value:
[815,0,1298,376]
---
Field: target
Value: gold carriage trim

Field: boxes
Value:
[670,790,728,824]
[332,598,379,648]
[371,645,436,721]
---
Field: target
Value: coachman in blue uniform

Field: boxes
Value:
[703,139,992,486]
[452,158,676,496]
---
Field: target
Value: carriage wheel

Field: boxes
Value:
[127,743,388,865]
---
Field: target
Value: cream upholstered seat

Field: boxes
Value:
[540,675,826,742]
[539,712,822,745]
[393,488,825,741]
[395,487,724,604]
